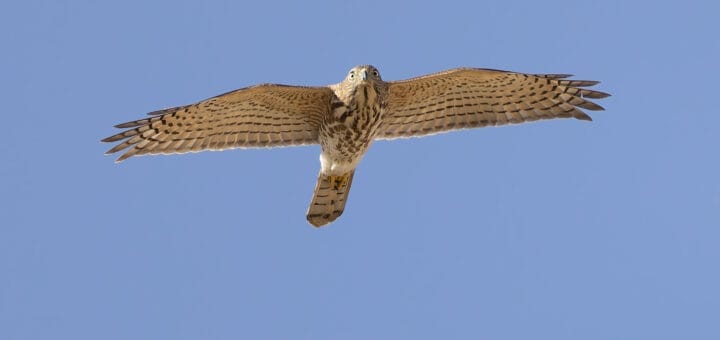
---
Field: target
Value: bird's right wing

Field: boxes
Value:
[102,84,334,162]
[378,68,609,139]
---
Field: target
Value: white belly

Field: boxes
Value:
[319,152,361,175]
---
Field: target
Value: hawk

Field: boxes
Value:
[103,65,609,227]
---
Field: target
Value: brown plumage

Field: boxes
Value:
[103,65,610,227]
[102,85,333,162]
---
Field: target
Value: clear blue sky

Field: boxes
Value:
[1,1,718,339]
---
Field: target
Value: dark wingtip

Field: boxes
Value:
[570,80,600,87]
[595,90,611,98]
[147,109,169,116]
[114,121,138,129]
[577,100,605,111]
[101,134,125,143]
[575,112,593,121]
[541,74,573,79]
[580,88,611,99]
[115,152,132,163]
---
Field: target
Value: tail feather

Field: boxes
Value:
[306,171,355,227]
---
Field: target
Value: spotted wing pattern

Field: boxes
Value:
[102,84,334,162]
[378,68,610,139]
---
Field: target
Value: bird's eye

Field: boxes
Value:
[372,70,379,77]
[349,71,355,79]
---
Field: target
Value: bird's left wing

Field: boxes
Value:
[377,68,609,139]
[102,84,334,162]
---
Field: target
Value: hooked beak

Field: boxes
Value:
[359,69,368,81]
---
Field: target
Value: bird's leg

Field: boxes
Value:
[329,173,351,190]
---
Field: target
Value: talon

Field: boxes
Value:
[330,175,349,190]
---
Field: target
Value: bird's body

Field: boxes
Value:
[319,66,388,175]
[308,66,388,225]
[103,65,609,227]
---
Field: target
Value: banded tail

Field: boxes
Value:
[306,171,355,227]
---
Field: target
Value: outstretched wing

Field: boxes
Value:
[102,84,334,162]
[377,68,610,139]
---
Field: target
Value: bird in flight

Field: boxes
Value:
[103,65,609,227]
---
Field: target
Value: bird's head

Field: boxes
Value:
[344,65,382,85]
[334,65,387,104]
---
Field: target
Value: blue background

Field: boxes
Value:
[2,1,718,339]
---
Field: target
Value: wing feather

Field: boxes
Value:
[378,68,609,139]
[102,84,333,162]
